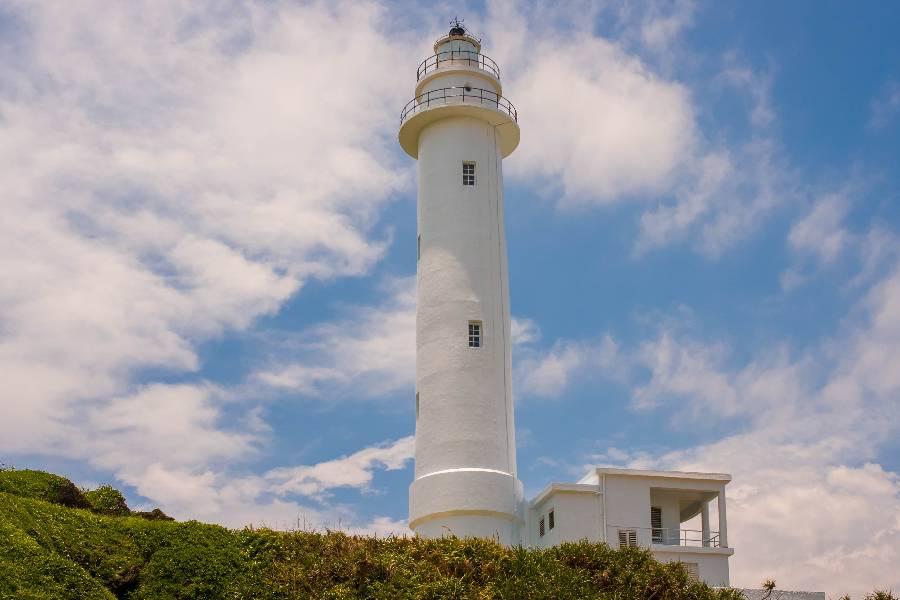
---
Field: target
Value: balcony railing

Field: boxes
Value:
[417,50,501,81]
[400,86,518,126]
[613,526,721,548]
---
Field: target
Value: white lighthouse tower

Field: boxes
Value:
[399,22,522,545]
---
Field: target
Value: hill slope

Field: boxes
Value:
[0,468,749,600]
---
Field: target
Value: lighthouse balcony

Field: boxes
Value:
[417,50,501,81]
[398,86,520,159]
[401,86,517,125]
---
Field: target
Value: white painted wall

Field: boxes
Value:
[652,550,731,587]
[418,71,501,98]
[604,475,654,547]
[529,490,603,548]
[405,35,521,545]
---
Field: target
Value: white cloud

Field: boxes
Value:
[486,0,697,205]
[569,254,900,594]
[636,126,790,258]
[632,332,741,418]
[253,277,416,399]
[780,193,854,289]
[266,436,414,498]
[483,3,795,259]
[0,0,420,523]
[515,335,619,399]
[792,194,852,258]
[637,0,696,55]
[868,80,900,130]
[511,317,541,346]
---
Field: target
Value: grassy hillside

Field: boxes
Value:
[0,468,747,599]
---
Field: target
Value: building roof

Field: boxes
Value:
[578,467,732,484]
[529,482,599,507]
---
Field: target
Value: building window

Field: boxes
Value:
[462,162,475,186]
[417,234,421,261]
[618,529,638,548]
[651,506,663,543]
[416,392,420,419]
[539,517,545,537]
[548,509,555,531]
[468,321,482,348]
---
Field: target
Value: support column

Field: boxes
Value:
[717,486,728,548]
[701,501,710,547]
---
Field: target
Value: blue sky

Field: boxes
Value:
[2,0,899,595]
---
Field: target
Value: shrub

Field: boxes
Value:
[84,485,130,516]
[0,469,891,600]
[134,508,175,521]
[0,468,89,509]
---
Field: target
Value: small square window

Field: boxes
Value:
[468,321,481,348]
[463,162,475,186]
[539,517,545,537]
[618,529,638,548]
[548,509,555,530]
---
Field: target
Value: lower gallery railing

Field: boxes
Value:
[400,86,518,125]
[612,526,721,548]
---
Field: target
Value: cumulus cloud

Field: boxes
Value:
[487,1,696,204]
[482,2,796,259]
[780,193,855,289]
[567,248,900,594]
[0,0,418,523]
[511,317,541,346]
[266,436,414,498]
[253,277,416,399]
[515,335,619,399]
[868,80,900,130]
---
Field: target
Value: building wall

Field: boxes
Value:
[604,475,653,547]
[652,551,730,587]
[529,491,602,548]
[409,104,519,543]
[414,116,514,478]
[418,70,501,98]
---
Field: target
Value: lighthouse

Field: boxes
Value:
[399,22,523,544]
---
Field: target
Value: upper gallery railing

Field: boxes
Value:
[416,50,501,81]
[400,86,517,125]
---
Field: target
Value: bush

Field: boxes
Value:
[134,508,174,521]
[0,469,890,600]
[84,485,130,516]
[0,468,89,509]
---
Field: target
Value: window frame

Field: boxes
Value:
[651,506,663,544]
[548,509,555,531]
[462,161,476,186]
[618,529,638,548]
[468,320,482,348]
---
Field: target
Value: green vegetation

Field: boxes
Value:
[0,467,890,599]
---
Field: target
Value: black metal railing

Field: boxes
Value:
[417,50,500,81]
[400,86,517,125]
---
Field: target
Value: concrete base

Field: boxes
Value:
[409,468,523,545]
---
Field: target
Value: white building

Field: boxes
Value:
[399,23,734,588]
[529,468,733,587]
